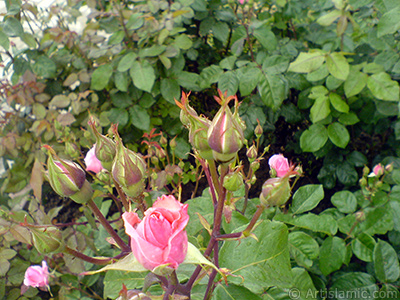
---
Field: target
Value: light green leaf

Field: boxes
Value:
[117,52,137,72]
[129,105,150,131]
[274,213,338,235]
[339,112,359,125]
[300,124,328,152]
[288,232,319,268]
[377,6,400,37]
[130,60,155,93]
[238,66,262,96]
[310,96,330,123]
[254,26,277,51]
[317,10,342,26]
[33,56,57,79]
[288,51,326,73]
[374,239,400,283]
[183,242,221,275]
[319,236,346,276]
[258,73,288,109]
[360,205,394,236]
[174,34,193,50]
[328,122,350,148]
[213,284,263,300]
[212,22,229,44]
[0,31,10,50]
[91,64,113,90]
[218,71,239,96]
[351,233,375,262]
[138,45,166,57]
[344,71,368,98]
[331,190,357,213]
[103,271,147,299]
[219,220,292,294]
[329,93,349,113]
[83,253,148,275]
[291,184,324,215]
[3,17,24,37]
[114,71,128,92]
[161,78,180,104]
[367,72,399,101]
[326,52,349,81]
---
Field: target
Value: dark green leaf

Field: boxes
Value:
[274,213,338,235]
[33,56,57,79]
[212,284,262,300]
[339,112,360,125]
[130,60,155,93]
[117,52,137,72]
[3,17,23,37]
[330,272,378,300]
[114,71,129,92]
[218,71,239,96]
[160,78,180,104]
[336,161,358,185]
[253,26,277,51]
[331,191,357,213]
[319,236,346,276]
[111,92,132,108]
[291,184,324,215]
[374,239,400,283]
[258,73,288,109]
[351,233,376,262]
[91,64,113,90]
[103,270,148,299]
[237,66,261,96]
[107,108,129,128]
[288,232,319,268]
[129,105,150,131]
[212,22,229,44]
[360,205,394,236]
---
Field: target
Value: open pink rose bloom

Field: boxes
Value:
[84,146,104,174]
[123,195,189,270]
[268,154,291,177]
[24,261,49,288]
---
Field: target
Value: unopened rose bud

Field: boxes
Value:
[372,164,384,176]
[363,166,370,177]
[359,177,367,186]
[88,117,116,170]
[44,145,93,204]
[355,211,365,222]
[246,145,258,161]
[254,121,263,138]
[207,91,245,164]
[223,171,244,191]
[31,227,63,254]
[112,130,146,198]
[385,164,393,172]
[160,136,168,147]
[170,137,177,150]
[259,177,291,207]
[151,156,159,166]
[250,161,260,172]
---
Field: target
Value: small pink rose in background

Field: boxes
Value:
[24,261,49,288]
[123,195,189,271]
[239,0,248,4]
[373,164,384,176]
[269,154,291,177]
[84,146,104,174]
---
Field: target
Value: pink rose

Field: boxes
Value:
[123,195,189,271]
[373,164,384,176]
[239,0,248,4]
[84,146,104,174]
[269,154,291,177]
[24,261,49,288]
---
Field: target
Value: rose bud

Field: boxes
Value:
[207,91,245,164]
[24,261,49,289]
[223,171,244,192]
[31,226,63,254]
[246,144,258,161]
[122,195,189,271]
[269,154,291,177]
[84,146,104,174]
[112,130,146,198]
[44,145,93,204]
[259,177,291,207]
[175,92,213,160]
[88,117,116,171]
[372,164,384,176]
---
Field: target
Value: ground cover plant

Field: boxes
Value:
[0,0,400,299]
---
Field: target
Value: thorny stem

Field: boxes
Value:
[87,199,130,252]
[64,246,129,265]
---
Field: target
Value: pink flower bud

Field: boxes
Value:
[122,195,189,271]
[84,146,104,174]
[259,177,291,207]
[268,154,291,177]
[24,261,49,288]
[373,164,384,176]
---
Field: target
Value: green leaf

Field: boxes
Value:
[107,108,129,128]
[288,232,319,268]
[200,65,223,88]
[238,66,262,96]
[139,45,166,57]
[253,26,277,51]
[331,190,357,213]
[329,93,349,113]
[129,105,150,131]
[117,52,137,72]
[212,22,229,44]
[339,112,359,125]
[377,6,400,37]
[111,92,132,108]
[306,64,329,82]
[49,95,70,108]
[114,71,128,92]
[288,51,326,73]
[3,17,24,37]
[291,184,324,215]
[300,124,328,152]
[336,161,358,185]
[351,233,376,262]
[274,213,338,235]
[326,52,349,81]
[330,272,378,300]
[360,205,394,236]
[262,55,289,75]
[183,243,221,275]
[310,96,330,123]
[213,284,262,300]
[161,78,180,104]
[130,60,155,93]
[186,191,214,237]
[291,268,318,300]
[319,236,346,276]
[21,33,36,49]
[174,34,193,50]
[33,56,57,79]
[317,10,342,26]
[218,71,239,96]
[374,239,400,283]
[103,270,147,299]
[344,71,368,98]
[108,30,124,45]
[258,73,288,109]
[91,64,113,90]
[219,220,292,294]
[0,31,10,50]
[367,72,399,101]
[328,122,350,148]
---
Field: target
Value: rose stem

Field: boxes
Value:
[87,199,130,252]
[198,158,217,205]
[242,205,265,237]
[112,178,130,212]
[64,246,128,265]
